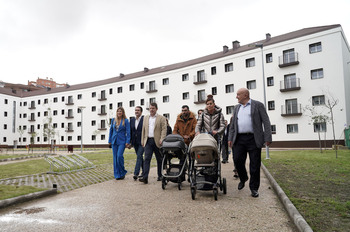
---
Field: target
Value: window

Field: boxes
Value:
[271,125,276,134]
[266,53,273,63]
[182,74,189,81]
[183,92,189,100]
[268,101,275,110]
[284,74,297,88]
[129,100,135,107]
[61,136,64,142]
[77,122,81,127]
[109,88,113,94]
[53,110,57,115]
[247,80,256,89]
[92,135,96,141]
[211,66,217,75]
[3,137,7,142]
[62,96,65,102]
[287,124,298,133]
[4,124,7,130]
[140,82,144,89]
[309,42,322,53]
[53,123,57,128]
[312,95,325,106]
[101,134,105,140]
[44,99,48,104]
[37,124,40,129]
[77,94,82,100]
[212,87,217,95]
[38,99,41,105]
[129,84,135,91]
[314,122,327,132]
[92,120,96,126]
[267,77,274,86]
[163,96,169,103]
[37,137,40,142]
[197,70,205,82]
[283,49,296,63]
[246,58,255,67]
[197,90,206,102]
[140,99,144,106]
[91,106,96,112]
[149,98,156,104]
[38,112,41,117]
[109,103,113,110]
[61,123,64,128]
[225,84,234,93]
[285,99,299,114]
[23,101,27,106]
[226,106,234,115]
[118,102,123,107]
[92,92,96,98]
[162,78,169,85]
[4,111,7,117]
[163,113,170,119]
[77,136,81,141]
[224,63,233,72]
[68,136,72,141]
[311,69,324,80]
[149,81,156,91]
[23,113,27,118]
[4,99,8,104]
[117,87,123,93]
[23,137,26,142]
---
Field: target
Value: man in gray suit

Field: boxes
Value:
[228,88,272,197]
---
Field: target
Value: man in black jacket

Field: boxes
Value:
[130,106,144,180]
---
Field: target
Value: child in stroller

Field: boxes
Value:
[188,133,227,200]
[160,134,188,190]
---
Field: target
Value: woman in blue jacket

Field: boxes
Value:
[108,107,130,180]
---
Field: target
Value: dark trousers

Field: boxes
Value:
[143,138,163,180]
[233,134,261,191]
[221,140,229,161]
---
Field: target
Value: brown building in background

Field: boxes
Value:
[28,77,67,88]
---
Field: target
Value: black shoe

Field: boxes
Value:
[233,174,239,178]
[238,178,248,190]
[117,176,125,180]
[139,177,148,184]
[133,175,138,180]
[251,190,259,198]
[221,160,227,164]
[157,176,162,181]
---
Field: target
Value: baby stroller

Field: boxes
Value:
[188,133,227,200]
[160,134,188,190]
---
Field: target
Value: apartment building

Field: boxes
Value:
[0,24,349,148]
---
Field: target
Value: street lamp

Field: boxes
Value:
[78,106,86,153]
[254,43,270,159]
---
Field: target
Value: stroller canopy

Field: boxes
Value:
[189,133,218,154]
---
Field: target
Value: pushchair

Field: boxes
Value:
[188,133,227,200]
[160,134,188,190]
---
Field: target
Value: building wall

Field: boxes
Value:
[0,26,349,147]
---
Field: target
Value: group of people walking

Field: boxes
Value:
[108,88,272,198]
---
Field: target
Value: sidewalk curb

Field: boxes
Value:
[261,163,313,232]
[0,188,58,209]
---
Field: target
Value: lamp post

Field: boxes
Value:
[78,106,86,153]
[254,43,270,159]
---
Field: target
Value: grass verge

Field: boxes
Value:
[262,149,350,232]
[0,185,47,200]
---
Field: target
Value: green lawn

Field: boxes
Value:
[0,185,46,200]
[262,149,350,232]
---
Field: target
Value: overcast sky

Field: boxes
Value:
[1,0,349,85]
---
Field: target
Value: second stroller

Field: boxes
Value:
[160,134,188,190]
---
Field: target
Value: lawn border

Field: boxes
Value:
[261,163,313,232]
[0,187,57,209]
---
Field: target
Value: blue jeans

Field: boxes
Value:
[133,143,144,176]
[143,138,163,180]
[112,144,127,179]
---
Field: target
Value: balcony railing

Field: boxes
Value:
[281,104,302,116]
[146,84,158,93]
[28,105,36,109]
[28,117,36,122]
[194,94,206,104]
[27,129,35,134]
[65,98,74,105]
[280,78,301,92]
[193,74,207,84]
[278,52,299,68]
[98,108,107,116]
[65,127,74,132]
[98,123,107,130]
[98,93,107,101]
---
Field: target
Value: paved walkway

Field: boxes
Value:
[0,160,296,232]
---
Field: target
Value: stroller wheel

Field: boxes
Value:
[191,187,196,200]
[162,179,166,190]
[213,188,218,201]
[178,183,182,190]
[223,178,227,194]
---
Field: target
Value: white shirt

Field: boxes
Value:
[237,99,254,133]
[148,114,157,138]
[135,116,142,129]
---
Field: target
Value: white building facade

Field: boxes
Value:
[1,24,349,148]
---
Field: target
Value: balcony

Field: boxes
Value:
[281,104,302,116]
[65,98,74,105]
[65,127,74,132]
[98,123,107,130]
[28,105,36,110]
[28,117,36,122]
[280,78,301,92]
[98,109,107,116]
[27,129,35,134]
[65,113,74,119]
[278,52,299,68]
[194,94,206,104]
[98,93,107,101]
[146,84,158,93]
[193,74,207,85]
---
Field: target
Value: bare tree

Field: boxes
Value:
[93,130,101,149]
[17,127,24,146]
[324,94,339,158]
[42,107,56,152]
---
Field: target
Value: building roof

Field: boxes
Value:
[0,24,341,98]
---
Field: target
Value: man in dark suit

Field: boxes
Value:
[228,88,272,197]
[221,120,229,163]
[139,103,167,184]
[130,106,144,180]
